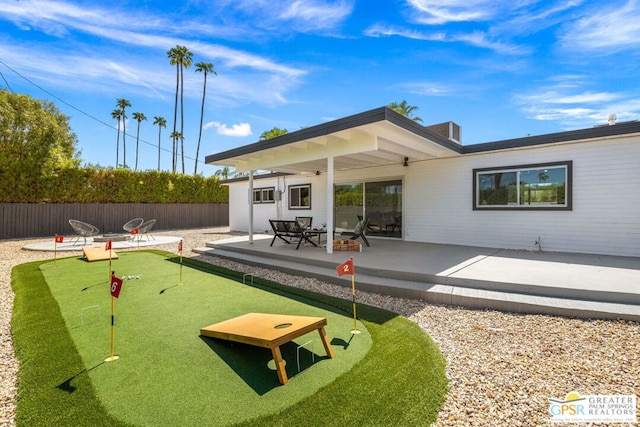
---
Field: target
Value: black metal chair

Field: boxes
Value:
[350,217,370,247]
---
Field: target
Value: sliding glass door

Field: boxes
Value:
[334,179,402,238]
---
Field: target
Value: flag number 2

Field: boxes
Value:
[342,265,350,272]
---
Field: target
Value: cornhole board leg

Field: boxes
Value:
[271,346,288,385]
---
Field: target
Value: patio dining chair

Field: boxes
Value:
[137,219,156,241]
[350,217,370,247]
[68,219,100,245]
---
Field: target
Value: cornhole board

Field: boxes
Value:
[200,313,335,385]
[82,246,118,262]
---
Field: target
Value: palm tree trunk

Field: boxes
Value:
[172,65,179,173]
[195,73,207,175]
[179,64,185,174]
[157,127,162,171]
[116,118,120,167]
[135,123,140,171]
[122,115,127,168]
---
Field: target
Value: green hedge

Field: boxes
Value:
[0,167,228,203]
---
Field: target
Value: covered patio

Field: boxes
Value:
[206,107,461,253]
[195,234,640,322]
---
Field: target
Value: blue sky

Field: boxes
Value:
[1,0,639,176]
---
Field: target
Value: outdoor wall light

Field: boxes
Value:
[403,157,409,167]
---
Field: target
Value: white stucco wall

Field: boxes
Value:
[226,132,640,257]
[228,174,328,233]
[403,133,640,256]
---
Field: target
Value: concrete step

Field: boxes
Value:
[193,246,640,322]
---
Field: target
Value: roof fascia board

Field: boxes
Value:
[464,121,640,154]
[205,106,462,164]
[205,107,388,164]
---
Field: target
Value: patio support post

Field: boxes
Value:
[326,156,334,254]
[248,170,254,244]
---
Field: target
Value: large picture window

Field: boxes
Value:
[474,161,572,210]
[252,187,275,204]
[288,184,311,209]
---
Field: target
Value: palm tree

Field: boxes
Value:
[388,100,423,122]
[111,108,123,167]
[214,166,231,179]
[194,62,216,175]
[153,116,166,171]
[132,112,147,171]
[116,98,132,167]
[169,130,183,169]
[167,45,193,174]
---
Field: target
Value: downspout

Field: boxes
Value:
[326,156,334,254]
[248,170,254,244]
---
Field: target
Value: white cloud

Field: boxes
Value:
[280,0,353,31]
[401,82,452,96]
[514,83,640,126]
[205,121,253,137]
[407,0,503,24]
[365,23,528,54]
[515,91,620,105]
[365,23,445,41]
[558,0,640,53]
[211,0,353,33]
[0,0,306,105]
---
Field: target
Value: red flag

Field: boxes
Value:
[105,240,112,251]
[110,275,123,298]
[130,228,139,235]
[178,240,183,252]
[336,259,354,276]
[55,235,64,243]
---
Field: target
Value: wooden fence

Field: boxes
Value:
[0,203,229,239]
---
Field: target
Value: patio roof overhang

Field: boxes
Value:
[205,107,463,174]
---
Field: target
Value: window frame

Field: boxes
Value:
[473,161,572,210]
[288,183,311,210]
[252,186,275,204]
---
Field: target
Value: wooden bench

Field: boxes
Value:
[269,219,323,249]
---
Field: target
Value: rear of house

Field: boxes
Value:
[213,107,640,257]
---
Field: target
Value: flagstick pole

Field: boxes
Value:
[105,272,119,362]
[179,240,183,285]
[53,240,58,267]
[350,257,360,334]
[110,295,115,357]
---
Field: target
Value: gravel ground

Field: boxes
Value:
[1,227,638,426]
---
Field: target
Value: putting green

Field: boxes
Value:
[40,252,371,426]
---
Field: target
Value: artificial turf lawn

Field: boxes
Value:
[12,250,448,426]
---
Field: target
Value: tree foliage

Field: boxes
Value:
[0,166,228,203]
[0,90,79,182]
[388,100,423,122]
[259,127,288,140]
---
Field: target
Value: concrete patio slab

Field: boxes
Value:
[194,234,640,322]
[23,235,182,251]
